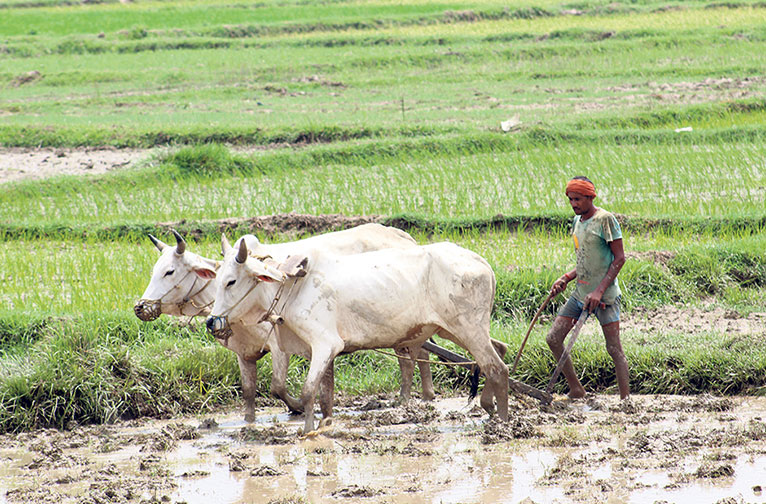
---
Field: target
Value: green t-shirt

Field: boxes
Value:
[571,208,622,305]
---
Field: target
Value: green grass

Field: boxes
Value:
[508,325,766,396]
[0,314,242,432]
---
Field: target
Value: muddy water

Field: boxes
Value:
[2,395,766,504]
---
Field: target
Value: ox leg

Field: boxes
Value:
[491,338,509,360]
[395,347,415,403]
[438,328,509,421]
[237,354,258,423]
[318,362,335,427]
[300,342,339,434]
[396,346,434,402]
[269,349,304,414]
[415,347,435,401]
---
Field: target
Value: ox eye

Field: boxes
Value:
[164,270,174,277]
[226,279,236,288]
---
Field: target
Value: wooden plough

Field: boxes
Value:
[421,340,553,404]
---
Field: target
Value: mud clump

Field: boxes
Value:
[198,417,219,429]
[136,423,200,452]
[695,462,735,478]
[234,425,293,444]
[359,401,439,426]
[609,396,639,414]
[11,70,42,87]
[669,394,735,413]
[251,465,283,476]
[481,414,538,444]
[332,485,382,498]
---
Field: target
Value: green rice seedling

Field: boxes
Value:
[3,139,764,229]
[3,228,764,318]
[333,351,403,396]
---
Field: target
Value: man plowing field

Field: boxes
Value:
[546,176,630,400]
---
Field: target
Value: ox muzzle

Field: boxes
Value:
[134,299,162,321]
[206,315,233,343]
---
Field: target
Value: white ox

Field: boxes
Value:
[203,239,509,434]
[134,225,435,421]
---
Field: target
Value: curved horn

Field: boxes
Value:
[221,234,232,256]
[148,234,168,252]
[171,229,186,255]
[236,239,248,264]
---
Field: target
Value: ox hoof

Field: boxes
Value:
[318,417,333,428]
[244,413,255,423]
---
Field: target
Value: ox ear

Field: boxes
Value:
[249,259,285,283]
[171,229,186,255]
[221,234,232,256]
[193,266,217,280]
[256,272,282,283]
[148,234,168,252]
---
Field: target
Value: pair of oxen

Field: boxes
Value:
[134,224,510,433]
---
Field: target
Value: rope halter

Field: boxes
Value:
[135,268,215,321]
[206,272,284,344]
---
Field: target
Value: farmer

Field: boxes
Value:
[547,176,630,400]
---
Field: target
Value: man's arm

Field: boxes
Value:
[583,238,625,312]
[550,268,577,296]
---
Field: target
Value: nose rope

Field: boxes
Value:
[208,278,265,343]
[136,269,215,321]
[210,271,296,348]
[179,275,216,317]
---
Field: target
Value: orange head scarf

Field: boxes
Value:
[565,179,596,198]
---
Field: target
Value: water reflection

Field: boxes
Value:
[630,457,766,504]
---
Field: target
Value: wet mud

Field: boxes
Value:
[2,394,766,504]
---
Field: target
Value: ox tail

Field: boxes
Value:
[468,365,480,400]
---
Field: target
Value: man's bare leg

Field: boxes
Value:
[602,321,630,399]
[546,315,586,399]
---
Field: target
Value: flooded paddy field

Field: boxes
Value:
[2,394,765,504]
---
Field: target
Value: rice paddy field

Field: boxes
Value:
[1,0,766,501]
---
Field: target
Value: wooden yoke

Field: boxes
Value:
[257,255,310,328]
[259,254,309,278]
[279,254,309,278]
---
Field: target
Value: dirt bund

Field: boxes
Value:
[0,147,152,184]
[2,394,766,504]
[158,213,383,239]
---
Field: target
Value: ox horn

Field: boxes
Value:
[148,234,168,252]
[171,229,186,255]
[236,239,248,264]
[221,234,232,256]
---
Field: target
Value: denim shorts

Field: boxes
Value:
[558,295,621,325]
